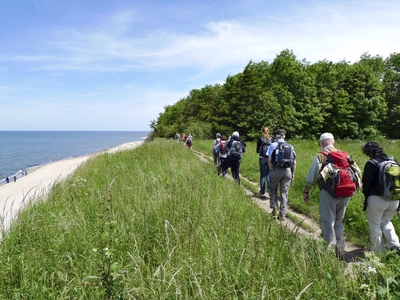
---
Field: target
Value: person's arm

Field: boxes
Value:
[362,161,374,210]
[303,156,320,203]
[256,138,261,154]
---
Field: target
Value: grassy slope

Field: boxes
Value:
[0,140,373,298]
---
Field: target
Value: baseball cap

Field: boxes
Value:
[275,129,285,136]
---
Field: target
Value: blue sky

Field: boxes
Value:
[0,0,399,131]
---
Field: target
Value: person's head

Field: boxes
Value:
[261,126,270,138]
[362,141,384,158]
[216,133,221,139]
[232,131,239,138]
[319,132,334,149]
[221,135,227,141]
[274,129,285,139]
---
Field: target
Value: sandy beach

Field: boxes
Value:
[0,141,144,233]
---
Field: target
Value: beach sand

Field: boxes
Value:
[0,141,144,233]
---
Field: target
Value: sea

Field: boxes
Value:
[0,131,149,185]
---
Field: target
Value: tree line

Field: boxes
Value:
[150,49,400,140]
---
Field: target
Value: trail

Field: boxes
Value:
[193,149,364,265]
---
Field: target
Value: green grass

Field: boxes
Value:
[0,139,370,299]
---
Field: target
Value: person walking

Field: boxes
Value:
[213,133,221,166]
[361,141,400,254]
[303,133,361,260]
[226,131,246,184]
[217,135,229,177]
[267,129,296,221]
[256,126,272,198]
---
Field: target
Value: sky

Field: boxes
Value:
[0,0,399,131]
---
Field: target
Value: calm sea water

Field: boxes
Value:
[0,131,149,184]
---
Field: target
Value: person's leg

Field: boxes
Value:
[381,200,400,250]
[334,197,350,254]
[367,195,388,253]
[265,158,271,194]
[269,168,279,211]
[319,190,340,248]
[230,160,241,184]
[259,157,268,195]
[278,168,292,217]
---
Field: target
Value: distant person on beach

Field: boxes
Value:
[6,177,9,183]
[14,176,16,182]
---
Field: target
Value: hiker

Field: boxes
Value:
[267,129,296,221]
[257,126,272,198]
[182,133,187,145]
[175,132,180,142]
[6,177,9,183]
[186,135,193,149]
[226,131,246,184]
[217,135,229,177]
[361,141,400,254]
[303,133,361,260]
[213,133,222,165]
[14,176,17,182]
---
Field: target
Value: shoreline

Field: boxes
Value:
[0,141,144,234]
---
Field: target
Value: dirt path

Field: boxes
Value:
[193,150,364,264]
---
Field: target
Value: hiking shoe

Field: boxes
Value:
[271,208,278,217]
[259,193,266,199]
[335,248,347,261]
[278,213,286,221]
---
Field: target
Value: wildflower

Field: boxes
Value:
[360,284,369,290]
[367,266,377,274]
[92,248,98,252]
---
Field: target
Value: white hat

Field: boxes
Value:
[232,131,239,137]
[320,132,334,141]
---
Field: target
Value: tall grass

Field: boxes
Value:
[0,140,365,298]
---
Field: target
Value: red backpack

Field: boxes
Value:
[319,150,357,198]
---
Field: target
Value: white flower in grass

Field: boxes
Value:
[367,266,377,273]
[360,284,369,290]
[92,248,98,252]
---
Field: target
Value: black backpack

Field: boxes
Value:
[259,137,272,157]
[228,140,243,161]
[272,142,295,168]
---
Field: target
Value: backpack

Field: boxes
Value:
[219,141,227,155]
[228,140,243,160]
[213,140,220,155]
[319,150,358,199]
[186,138,192,147]
[272,142,295,168]
[259,137,272,157]
[370,158,400,201]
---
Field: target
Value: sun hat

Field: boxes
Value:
[320,132,334,141]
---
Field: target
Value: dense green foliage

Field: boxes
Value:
[152,50,400,140]
[0,140,377,299]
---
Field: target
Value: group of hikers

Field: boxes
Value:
[211,127,400,260]
[175,132,193,149]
